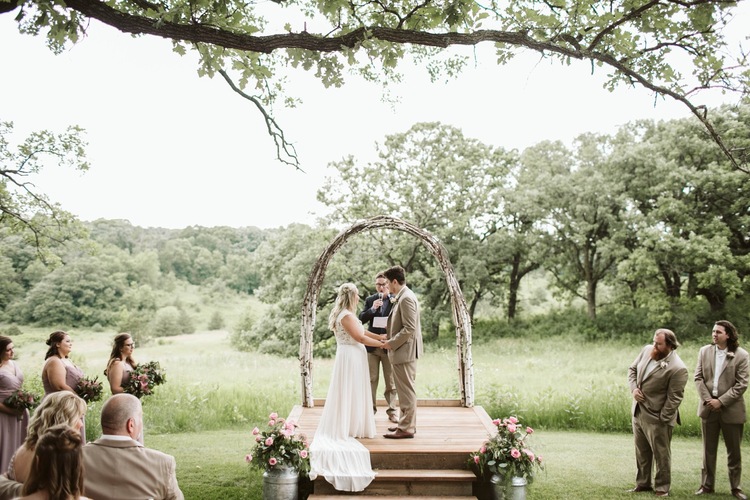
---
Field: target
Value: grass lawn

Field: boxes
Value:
[149,428,749,499]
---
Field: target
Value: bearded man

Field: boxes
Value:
[627,328,689,498]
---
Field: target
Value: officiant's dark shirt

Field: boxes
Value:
[359,293,392,353]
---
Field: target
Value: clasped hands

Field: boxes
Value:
[372,333,391,350]
[703,398,722,412]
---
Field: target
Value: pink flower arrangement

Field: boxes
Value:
[469,415,544,485]
[245,411,310,474]
[123,361,166,399]
[3,388,41,420]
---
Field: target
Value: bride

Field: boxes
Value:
[309,282,387,492]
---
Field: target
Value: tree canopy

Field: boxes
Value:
[2,0,747,169]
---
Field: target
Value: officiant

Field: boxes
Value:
[360,272,398,423]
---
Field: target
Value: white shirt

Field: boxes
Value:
[713,346,728,397]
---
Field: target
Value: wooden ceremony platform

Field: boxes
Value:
[289,399,495,499]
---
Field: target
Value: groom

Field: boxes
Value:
[382,265,423,439]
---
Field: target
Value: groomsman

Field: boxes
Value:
[627,328,688,497]
[382,265,423,439]
[694,320,749,500]
[359,272,398,423]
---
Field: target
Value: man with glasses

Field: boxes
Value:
[359,272,398,423]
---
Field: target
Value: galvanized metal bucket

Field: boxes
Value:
[262,466,298,500]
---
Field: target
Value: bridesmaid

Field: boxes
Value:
[104,333,136,394]
[40,331,86,443]
[0,336,29,473]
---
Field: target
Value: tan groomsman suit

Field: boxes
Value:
[695,344,749,492]
[386,285,423,434]
[83,437,184,500]
[628,344,688,495]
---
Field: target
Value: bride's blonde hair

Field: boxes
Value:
[328,283,358,331]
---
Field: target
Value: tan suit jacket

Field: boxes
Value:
[386,286,423,366]
[82,437,184,500]
[0,474,21,500]
[628,345,688,426]
[695,345,749,423]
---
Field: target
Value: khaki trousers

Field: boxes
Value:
[392,361,417,433]
[633,409,674,493]
[367,348,397,416]
[700,417,744,490]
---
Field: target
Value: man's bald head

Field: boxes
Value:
[101,393,142,437]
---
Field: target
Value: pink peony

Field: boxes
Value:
[245,454,253,463]
[269,457,277,466]
[473,455,480,464]
[255,436,262,442]
[510,448,521,459]
[507,423,517,433]
[524,449,535,461]
[268,420,276,427]
[252,427,260,435]
[269,412,278,420]
[265,437,274,446]
[300,450,308,459]
[492,419,501,426]
[526,426,534,434]
[508,416,519,424]
[480,446,486,454]
[537,455,543,463]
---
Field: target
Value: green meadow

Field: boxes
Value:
[7,327,748,499]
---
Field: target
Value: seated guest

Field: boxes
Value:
[82,394,184,500]
[0,474,21,500]
[6,392,86,484]
[16,424,91,500]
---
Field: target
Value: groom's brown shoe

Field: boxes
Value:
[384,429,414,439]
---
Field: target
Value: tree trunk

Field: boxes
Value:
[469,291,480,324]
[586,279,597,320]
[507,255,521,321]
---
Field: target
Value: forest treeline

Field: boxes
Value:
[1,104,748,355]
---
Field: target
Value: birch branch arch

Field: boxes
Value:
[299,215,475,408]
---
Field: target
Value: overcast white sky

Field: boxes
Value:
[1,4,747,229]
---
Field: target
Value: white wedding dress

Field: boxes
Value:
[309,310,376,491]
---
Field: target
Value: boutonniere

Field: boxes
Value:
[390,296,398,305]
[659,361,668,369]
[728,351,736,359]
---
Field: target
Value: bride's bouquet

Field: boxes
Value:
[3,388,41,420]
[124,361,166,399]
[75,376,104,403]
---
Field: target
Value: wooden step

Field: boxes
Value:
[309,497,478,499]
[313,469,476,497]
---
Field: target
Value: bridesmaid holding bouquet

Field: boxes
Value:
[41,331,87,443]
[0,336,30,473]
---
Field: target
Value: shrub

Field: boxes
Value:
[208,311,225,331]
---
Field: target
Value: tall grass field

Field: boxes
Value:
[6,327,748,499]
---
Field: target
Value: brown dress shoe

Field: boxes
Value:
[627,486,653,493]
[384,429,414,439]
[695,486,714,495]
[733,489,748,500]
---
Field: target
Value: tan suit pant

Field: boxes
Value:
[700,417,743,490]
[392,361,417,433]
[367,348,397,416]
[633,409,674,493]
